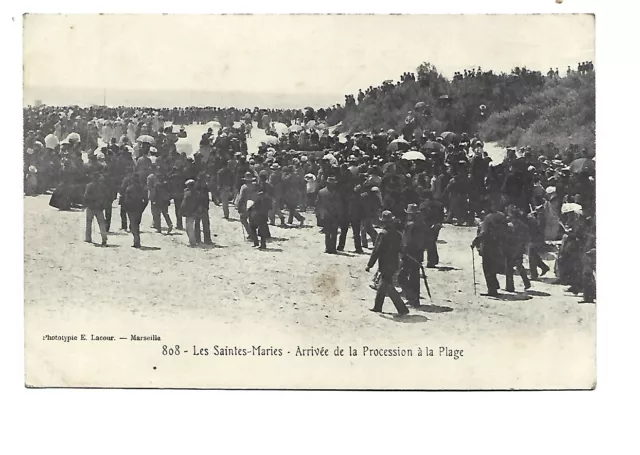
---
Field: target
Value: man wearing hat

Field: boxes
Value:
[180,179,199,247]
[83,172,109,246]
[282,166,306,226]
[248,189,273,249]
[471,200,509,297]
[398,203,427,306]
[316,176,343,254]
[268,163,286,226]
[122,173,149,248]
[527,205,550,280]
[217,160,234,220]
[236,171,259,240]
[419,190,444,267]
[365,210,410,315]
[194,172,212,245]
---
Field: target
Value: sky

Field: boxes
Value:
[23,14,595,106]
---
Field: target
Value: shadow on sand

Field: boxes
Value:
[137,246,161,251]
[415,304,453,313]
[197,243,228,249]
[257,247,284,252]
[92,243,121,248]
[488,292,533,301]
[379,313,429,323]
[434,266,458,272]
[525,289,552,297]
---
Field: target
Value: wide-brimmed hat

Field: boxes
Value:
[405,203,419,214]
[270,163,280,170]
[326,176,337,184]
[185,179,196,187]
[243,172,257,181]
[380,210,395,222]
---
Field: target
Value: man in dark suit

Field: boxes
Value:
[418,190,444,267]
[315,176,343,254]
[122,173,148,248]
[471,201,508,296]
[398,204,426,307]
[366,211,409,315]
[83,172,108,246]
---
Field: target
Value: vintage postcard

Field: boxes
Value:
[23,14,596,389]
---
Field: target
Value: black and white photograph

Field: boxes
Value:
[23,14,596,389]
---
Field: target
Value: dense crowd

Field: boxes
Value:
[23,101,596,313]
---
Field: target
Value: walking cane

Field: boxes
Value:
[405,255,432,301]
[419,263,432,301]
[471,246,477,297]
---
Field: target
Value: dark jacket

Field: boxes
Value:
[217,167,233,190]
[316,186,343,221]
[360,191,381,219]
[472,211,508,259]
[195,183,210,214]
[419,199,444,228]
[403,219,426,253]
[150,180,172,207]
[83,181,105,211]
[180,188,198,218]
[169,167,185,199]
[367,226,402,279]
[505,218,530,258]
[249,193,273,227]
[122,181,148,213]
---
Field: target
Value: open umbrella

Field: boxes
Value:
[137,135,155,144]
[66,132,81,142]
[561,202,583,215]
[382,162,396,174]
[387,138,410,153]
[402,150,426,161]
[422,140,445,153]
[272,122,289,135]
[414,101,427,111]
[175,137,193,156]
[569,157,595,175]
[289,124,303,133]
[44,134,59,149]
[306,120,316,129]
[206,121,222,130]
[261,136,279,145]
[440,131,457,144]
[387,129,396,135]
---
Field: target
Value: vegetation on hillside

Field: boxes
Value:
[331,62,595,155]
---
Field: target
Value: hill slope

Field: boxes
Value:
[335,63,595,155]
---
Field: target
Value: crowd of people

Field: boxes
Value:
[23,101,596,313]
